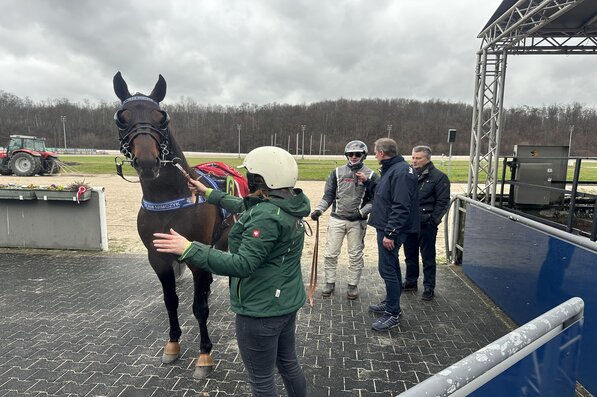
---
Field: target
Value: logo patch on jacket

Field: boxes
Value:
[251,230,261,238]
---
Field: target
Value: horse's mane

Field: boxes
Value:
[168,129,187,164]
[162,118,194,175]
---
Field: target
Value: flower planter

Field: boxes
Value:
[0,189,37,200]
[0,184,92,203]
[36,190,91,202]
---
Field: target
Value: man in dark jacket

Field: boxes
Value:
[358,138,419,331]
[403,145,450,301]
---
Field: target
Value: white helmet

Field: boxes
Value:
[241,146,298,189]
[344,140,368,158]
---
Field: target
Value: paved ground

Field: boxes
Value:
[0,251,512,397]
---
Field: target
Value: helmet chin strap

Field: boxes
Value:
[246,172,268,193]
[347,161,364,171]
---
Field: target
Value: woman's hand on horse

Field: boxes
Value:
[153,228,191,255]
[188,179,209,195]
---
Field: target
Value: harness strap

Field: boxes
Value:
[193,169,230,220]
[137,168,228,213]
[141,197,197,211]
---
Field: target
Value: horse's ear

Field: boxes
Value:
[113,71,132,102]
[149,74,167,103]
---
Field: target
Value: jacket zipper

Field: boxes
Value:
[236,279,242,305]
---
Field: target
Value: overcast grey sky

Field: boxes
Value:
[1,0,595,108]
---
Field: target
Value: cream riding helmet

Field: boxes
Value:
[240,146,298,192]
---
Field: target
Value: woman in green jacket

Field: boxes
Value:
[153,146,310,397]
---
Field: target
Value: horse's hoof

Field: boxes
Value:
[161,352,180,364]
[193,353,214,379]
[162,341,180,364]
[193,365,214,379]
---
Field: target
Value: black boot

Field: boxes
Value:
[347,284,358,300]
[322,283,335,297]
[421,287,435,301]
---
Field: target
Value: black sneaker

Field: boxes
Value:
[402,282,417,292]
[368,302,387,314]
[421,287,434,301]
[371,313,401,331]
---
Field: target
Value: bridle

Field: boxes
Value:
[114,96,175,181]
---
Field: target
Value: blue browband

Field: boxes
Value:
[122,96,159,106]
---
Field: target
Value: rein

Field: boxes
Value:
[115,157,139,183]
[307,219,320,307]
[114,155,179,183]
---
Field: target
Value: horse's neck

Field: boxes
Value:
[140,166,190,202]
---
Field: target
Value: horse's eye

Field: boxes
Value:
[114,110,129,130]
[158,110,170,130]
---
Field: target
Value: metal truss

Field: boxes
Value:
[467,0,597,203]
[479,0,583,52]
[468,50,507,203]
[506,33,597,53]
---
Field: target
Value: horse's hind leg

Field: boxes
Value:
[191,268,214,379]
[149,253,182,364]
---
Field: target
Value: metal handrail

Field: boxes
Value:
[395,297,584,397]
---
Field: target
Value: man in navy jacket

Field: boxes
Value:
[358,138,419,331]
[403,145,451,301]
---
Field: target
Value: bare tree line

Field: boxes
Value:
[0,90,594,156]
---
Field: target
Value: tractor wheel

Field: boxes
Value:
[9,152,42,176]
[0,160,12,175]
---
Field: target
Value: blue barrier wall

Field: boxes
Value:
[462,204,597,394]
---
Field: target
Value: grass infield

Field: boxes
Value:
[58,155,597,184]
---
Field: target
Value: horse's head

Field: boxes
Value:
[113,71,171,180]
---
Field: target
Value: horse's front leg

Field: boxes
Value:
[148,251,182,364]
[191,267,214,379]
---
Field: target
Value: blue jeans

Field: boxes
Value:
[404,222,438,289]
[375,230,402,316]
[236,311,307,397]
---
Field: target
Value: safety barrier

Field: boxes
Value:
[448,194,596,394]
[396,297,584,397]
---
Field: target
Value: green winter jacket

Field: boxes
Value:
[180,189,311,317]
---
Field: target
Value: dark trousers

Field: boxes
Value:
[404,222,438,289]
[375,230,402,316]
[236,311,307,397]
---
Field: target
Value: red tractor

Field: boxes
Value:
[0,135,60,176]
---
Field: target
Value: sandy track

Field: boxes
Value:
[0,173,460,264]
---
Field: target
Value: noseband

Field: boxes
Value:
[114,96,172,164]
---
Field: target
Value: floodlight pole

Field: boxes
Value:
[236,124,241,158]
[568,125,574,158]
[301,125,306,159]
[61,116,67,150]
[387,124,392,138]
[447,128,456,179]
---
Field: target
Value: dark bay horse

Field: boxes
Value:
[113,71,229,379]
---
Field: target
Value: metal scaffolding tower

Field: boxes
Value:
[468,0,597,204]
